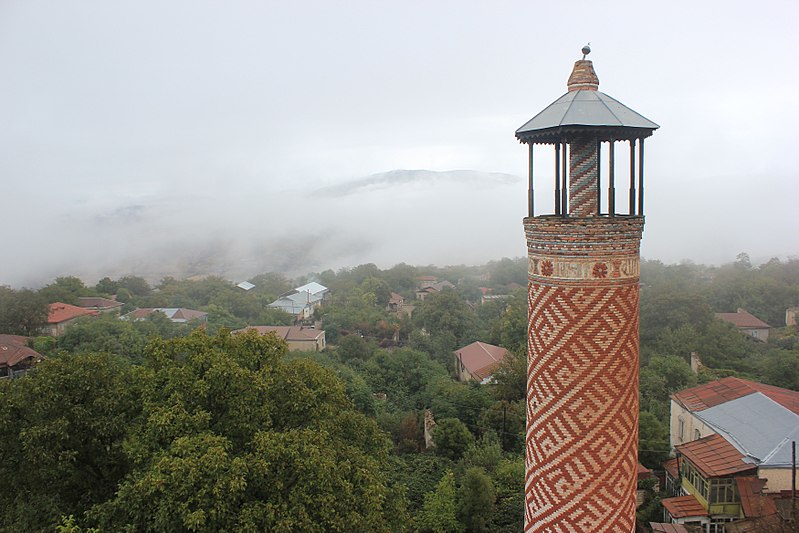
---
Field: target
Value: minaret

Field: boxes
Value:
[517,47,658,531]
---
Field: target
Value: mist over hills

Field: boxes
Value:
[3,169,527,288]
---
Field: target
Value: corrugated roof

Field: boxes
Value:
[0,335,43,368]
[234,326,324,342]
[293,282,328,296]
[47,302,97,324]
[663,458,679,479]
[736,477,778,518]
[696,393,799,468]
[661,495,708,519]
[122,308,207,322]
[715,309,770,329]
[650,524,690,533]
[454,341,507,380]
[676,434,756,478]
[77,296,122,309]
[672,377,799,415]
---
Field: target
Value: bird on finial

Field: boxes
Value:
[582,43,591,60]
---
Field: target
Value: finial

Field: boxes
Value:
[581,43,591,60]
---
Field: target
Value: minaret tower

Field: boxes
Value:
[517,47,658,531]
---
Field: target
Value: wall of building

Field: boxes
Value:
[758,467,793,493]
[669,401,717,448]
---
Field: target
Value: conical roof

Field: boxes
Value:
[516,58,658,144]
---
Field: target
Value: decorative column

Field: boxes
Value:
[524,217,642,531]
[516,46,658,532]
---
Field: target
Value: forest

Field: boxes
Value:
[1,253,798,532]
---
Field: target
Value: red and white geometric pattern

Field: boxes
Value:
[524,280,640,531]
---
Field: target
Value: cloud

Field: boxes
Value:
[314,169,521,197]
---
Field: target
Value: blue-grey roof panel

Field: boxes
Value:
[697,392,799,467]
[516,90,659,134]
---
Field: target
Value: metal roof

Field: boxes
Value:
[294,282,328,295]
[671,376,799,415]
[696,392,799,468]
[515,89,659,144]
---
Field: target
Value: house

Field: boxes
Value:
[122,308,208,324]
[453,341,507,384]
[0,335,43,378]
[77,296,123,314]
[234,325,326,352]
[714,308,771,341]
[416,275,438,289]
[415,286,438,301]
[293,282,330,300]
[387,292,405,313]
[268,283,329,320]
[662,378,798,530]
[45,302,98,336]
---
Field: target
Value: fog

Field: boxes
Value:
[1,1,797,287]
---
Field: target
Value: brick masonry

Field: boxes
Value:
[568,136,599,218]
[524,215,643,532]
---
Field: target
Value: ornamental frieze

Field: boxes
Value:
[528,255,639,281]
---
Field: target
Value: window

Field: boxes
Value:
[694,428,701,441]
[709,478,739,505]
[678,417,685,442]
[681,461,709,501]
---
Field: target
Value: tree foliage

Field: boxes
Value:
[0,286,49,336]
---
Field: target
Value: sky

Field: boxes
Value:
[1,1,797,287]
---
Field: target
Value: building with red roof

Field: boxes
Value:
[663,378,795,530]
[44,302,98,336]
[0,334,44,378]
[453,341,507,384]
[714,308,771,341]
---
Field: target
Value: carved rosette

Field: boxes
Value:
[524,216,644,287]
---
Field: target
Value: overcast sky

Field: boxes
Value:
[1,1,797,287]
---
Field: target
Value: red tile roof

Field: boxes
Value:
[454,341,508,380]
[661,495,708,519]
[715,308,770,329]
[650,524,690,533]
[0,335,43,368]
[637,462,654,480]
[736,477,777,518]
[672,377,799,415]
[663,458,680,479]
[77,296,123,310]
[676,434,756,478]
[47,302,97,324]
[235,326,324,341]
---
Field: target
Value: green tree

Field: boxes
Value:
[433,418,474,461]
[413,289,477,346]
[416,471,463,533]
[0,286,49,336]
[38,276,89,305]
[116,275,151,297]
[0,353,140,532]
[457,467,495,532]
[488,458,524,532]
[95,330,402,532]
[94,277,118,295]
[638,411,670,468]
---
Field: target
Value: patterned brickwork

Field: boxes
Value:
[568,137,599,217]
[524,216,643,532]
